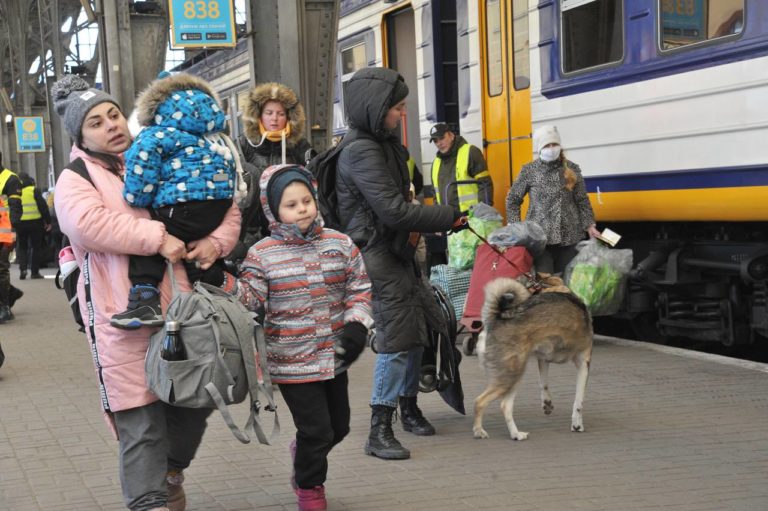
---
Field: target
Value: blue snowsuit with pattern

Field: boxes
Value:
[123,88,235,209]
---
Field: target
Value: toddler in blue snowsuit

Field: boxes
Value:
[111,72,245,329]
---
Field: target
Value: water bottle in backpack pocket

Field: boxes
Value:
[145,263,279,444]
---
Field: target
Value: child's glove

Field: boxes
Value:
[334,322,368,365]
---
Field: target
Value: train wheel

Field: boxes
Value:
[630,312,668,344]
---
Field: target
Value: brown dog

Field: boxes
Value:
[473,277,593,441]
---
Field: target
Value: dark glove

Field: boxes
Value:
[450,215,470,233]
[334,322,368,365]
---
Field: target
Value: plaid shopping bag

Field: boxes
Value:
[429,264,472,320]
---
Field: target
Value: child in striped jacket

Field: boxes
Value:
[223,164,372,511]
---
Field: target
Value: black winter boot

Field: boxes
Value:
[399,396,436,436]
[364,405,410,460]
[0,305,11,323]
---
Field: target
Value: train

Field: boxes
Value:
[188,0,768,346]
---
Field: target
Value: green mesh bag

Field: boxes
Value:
[447,205,502,270]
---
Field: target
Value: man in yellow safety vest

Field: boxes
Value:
[0,151,24,323]
[17,173,52,280]
[429,123,493,211]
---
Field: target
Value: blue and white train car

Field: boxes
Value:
[529,0,768,343]
[333,0,768,345]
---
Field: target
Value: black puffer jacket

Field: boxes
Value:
[336,67,456,353]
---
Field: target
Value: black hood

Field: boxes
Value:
[344,67,406,139]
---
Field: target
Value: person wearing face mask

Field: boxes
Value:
[506,125,599,274]
[233,83,316,261]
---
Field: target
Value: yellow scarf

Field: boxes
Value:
[259,120,291,143]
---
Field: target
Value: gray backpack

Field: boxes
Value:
[145,263,279,444]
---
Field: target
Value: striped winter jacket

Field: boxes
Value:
[232,165,373,383]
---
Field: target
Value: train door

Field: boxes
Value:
[480,0,532,213]
[384,6,422,166]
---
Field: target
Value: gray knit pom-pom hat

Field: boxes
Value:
[50,75,120,141]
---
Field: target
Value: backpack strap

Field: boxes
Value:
[243,322,280,444]
[59,158,93,249]
[56,157,92,330]
[64,157,93,186]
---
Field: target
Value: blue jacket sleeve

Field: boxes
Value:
[123,129,167,208]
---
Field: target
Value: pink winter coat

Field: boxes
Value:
[54,146,241,416]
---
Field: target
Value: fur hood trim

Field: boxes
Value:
[242,82,306,147]
[133,72,222,127]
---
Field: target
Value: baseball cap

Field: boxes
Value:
[429,123,452,142]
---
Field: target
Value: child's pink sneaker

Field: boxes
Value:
[297,485,327,511]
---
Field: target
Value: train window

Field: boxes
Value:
[561,0,623,74]
[512,0,529,90]
[235,89,250,138]
[341,44,367,76]
[340,43,368,123]
[485,0,503,97]
[659,0,744,51]
[335,31,374,132]
[220,97,232,136]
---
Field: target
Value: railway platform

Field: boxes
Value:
[1,269,767,511]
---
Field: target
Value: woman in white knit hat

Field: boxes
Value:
[505,125,600,274]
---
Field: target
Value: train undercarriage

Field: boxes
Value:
[607,222,768,346]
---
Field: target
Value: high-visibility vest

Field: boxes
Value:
[431,144,490,211]
[21,185,43,221]
[0,168,18,243]
[407,157,416,181]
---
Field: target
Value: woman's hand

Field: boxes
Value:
[587,224,601,239]
[159,234,187,263]
[186,238,219,270]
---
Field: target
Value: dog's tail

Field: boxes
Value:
[482,278,532,325]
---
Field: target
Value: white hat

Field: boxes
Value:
[533,125,561,155]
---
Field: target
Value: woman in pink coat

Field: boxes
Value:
[51,75,241,511]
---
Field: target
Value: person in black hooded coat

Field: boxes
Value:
[336,67,465,460]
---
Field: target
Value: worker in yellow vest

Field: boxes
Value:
[17,173,52,280]
[429,123,493,211]
[0,151,24,323]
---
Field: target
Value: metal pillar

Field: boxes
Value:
[37,0,72,184]
[129,9,168,97]
[101,0,124,106]
[245,0,339,151]
[6,0,37,178]
[98,0,166,111]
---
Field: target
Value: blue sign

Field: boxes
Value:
[168,0,236,49]
[15,117,46,153]
[660,0,707,44]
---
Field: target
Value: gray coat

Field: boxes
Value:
[336,67,456,353]
[505,158,595,246]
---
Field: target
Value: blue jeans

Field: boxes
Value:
[370,347,424,407]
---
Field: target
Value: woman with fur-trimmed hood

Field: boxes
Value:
[235,82,315,255]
